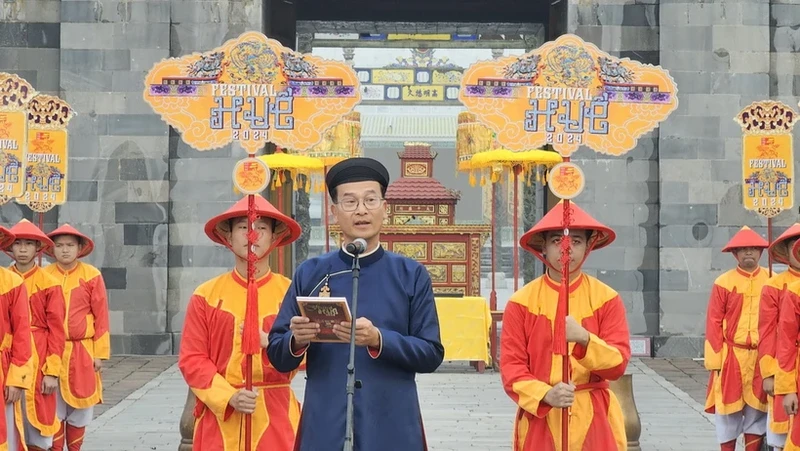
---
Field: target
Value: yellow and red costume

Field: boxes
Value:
[774,239,800,450]
[758,223,800,449]
[5,220,67,451]
[178,195,303,451]
[42,224,109,451]
[0,226,33,451]
[704,226,770,450]
[500,202,631,451]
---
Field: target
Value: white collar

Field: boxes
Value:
[341,242,380,258]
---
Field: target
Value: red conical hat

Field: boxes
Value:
[0,226,16,250]
[6,219,54,252]
[519,201,615,263]
[793,238,800,264]
[722,226,769,252]
[204,195,301,248]
[769,223,800,265]
[45,224,95,258]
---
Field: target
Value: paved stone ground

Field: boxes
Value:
[80,357,727,451]
[641,358,710,407]
[93,355,178,417]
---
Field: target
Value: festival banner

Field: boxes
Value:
[17,95,74,212]
[143,31,362,153]
[458,34,679,156]
[0,73,37,205]
[734,101,796,218]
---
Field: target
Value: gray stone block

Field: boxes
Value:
[658,290,710,336]
[23,0,61,24]
[711,72,770,95]
[67,180,98,202]
[660,27,713,51]
[103,49,131,70]
[104,114,168,136]
[99,181,129,202]
[115,202,169,223]
[169,181,237,202]
[169,136,233,159]
[112,23,169,50]
[16,48,59,71]
[771,5,800,27]
[124,267,169,295]
[168,245,234,268]
[660,269,689,291]
[626,160,657,183]
[111,71,148,92]
[624,247,659,271]
[660,50,731,72]
[122,311,167,334]
[100,267,126,289]
[581,202,635,228]
[100,136,169,159]
[596,269,658,292]
[124,223,166,246]
[128,181,169,203]
[660,159,713,182]
[68,136,102,158]
[730,51,771,73]
[167,223,209,247]
[660,181,689,204]
[665,71,711,95]
[686,94,741,117]
[170,158,238,182]
[584,247,627,271]
[60,69,113,92]
[661,223,737,249]
[70,157,120,181]
[108,287,166,312]
[119,158,168,181]
[110,333,173,355]
[0,48,19,69]
[653,336,704,359]
[58,201,116,224]
[60,1,103,23]
[660,203,718,225]
[102,244,168,268]
[129,49,170,71]
[60,23,115,50]
[660,115,721,139]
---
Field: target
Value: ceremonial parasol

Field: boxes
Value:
[459,34,679,449]
[143,31,361,449]
[306,111,363,252]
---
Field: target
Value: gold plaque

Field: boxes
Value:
[432,242,466,261]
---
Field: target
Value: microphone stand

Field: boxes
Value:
[343,249,362,451]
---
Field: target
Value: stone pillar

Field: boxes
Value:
[568,0,661,340]
[58,0,171,353]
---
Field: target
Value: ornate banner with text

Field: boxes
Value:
[0,73,36,205]
[735,101,795,218]
[16,95,74,212]
[458,34,679,156]
[143,31,362,153]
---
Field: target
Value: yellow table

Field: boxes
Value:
[434,296,492,370]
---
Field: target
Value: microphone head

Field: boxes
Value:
[353,238,367,251]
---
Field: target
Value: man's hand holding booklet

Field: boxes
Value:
[297,296,352,343]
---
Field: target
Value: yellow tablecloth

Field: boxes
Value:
[435,296,492,364]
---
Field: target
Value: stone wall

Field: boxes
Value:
[568,0,662,338]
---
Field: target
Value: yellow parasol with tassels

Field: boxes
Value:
[306,111,363,251]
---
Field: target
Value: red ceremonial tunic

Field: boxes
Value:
[43,261,109,409]
[500,273,631,451]
[705,266,770,415]
[758,267,800,434]
[179,270,301,451]
[0,267,33,448]
[12,264,66,436]
[775,280,800,449]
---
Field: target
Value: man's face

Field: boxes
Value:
[226,217,275,260]
[331,181,385,243]
[734,246,762,270]
[543,230,589,274]
[53,235,81,265]
[788,238,800,269]
[10,239,39,266]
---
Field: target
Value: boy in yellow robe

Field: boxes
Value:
[705,226,770,451]
[178,195,303,450]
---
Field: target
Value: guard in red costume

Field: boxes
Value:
[42,224,109,451]
[178,195,303,450]
[5,220,66,451]
[705,226,770,451]
[758,223,800,451]
[774,238,800,450]
[499,201,631,451]
[0,225,33,451]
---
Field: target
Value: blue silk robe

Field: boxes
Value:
[268,246,445,451]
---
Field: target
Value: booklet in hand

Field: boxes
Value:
[297,296,352,343]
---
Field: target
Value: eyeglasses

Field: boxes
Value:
[335,196,384,212]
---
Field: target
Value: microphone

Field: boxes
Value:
[345,238,368,255]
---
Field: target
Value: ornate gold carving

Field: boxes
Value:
[425,264,448,283]
[393,242,428,260]
[395,205,435,214]
[470,236,481,296]
[405,162,428,177]
[394,215,435,225]
[438,204,449,215]
[433,286,465,296]
[452,265,466,283]
[433,242,466,261]
[381,241,389,250]
[439,218,449,225]
[735,100,797,134]
[756,206,783,218]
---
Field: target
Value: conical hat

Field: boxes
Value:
[45,224,95,258]
[722,226,769,252]
[768,223,800,265]
[204,195,301,248]
[519,201,615,263]
[793,238,800,264]
[0,226,15,250]
[6,219,54,252]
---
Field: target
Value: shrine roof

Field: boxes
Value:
[398,147,436,159]
[385,177,460,202]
